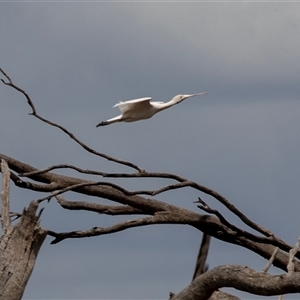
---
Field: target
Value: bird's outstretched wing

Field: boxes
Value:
[114,97,152,114]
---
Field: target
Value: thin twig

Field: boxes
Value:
[262,247,279,273]
[0,68,143,172]
[287,236,300,273]
[195,198,291,251]
[196,197,238,231]
[124,177,285,244]
[19,164,106,177]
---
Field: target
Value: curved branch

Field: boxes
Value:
[172,265,300,300]
[36,181,133,203]
[0,68,143,172]
[19,164,107,177]
[47,211,176,244]
[55,195,144,215]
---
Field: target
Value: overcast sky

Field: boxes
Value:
[1,2,300,300]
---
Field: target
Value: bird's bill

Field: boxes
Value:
[184,92,208,99]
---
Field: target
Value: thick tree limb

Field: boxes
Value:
[0,200,47,300]
[55,194,144,215]
[171,265,300,300]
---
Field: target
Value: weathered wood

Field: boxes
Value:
[0,200,47,300]
[171,265,300,300]
[1,160,11,232]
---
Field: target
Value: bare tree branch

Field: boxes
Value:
[0,67,143,172]
[0,199,47,299]
[287,236,300,273]
[192,233,211,280]
[195,197,281,247]
[12,157,288,254]
[1,151,299,272]
[128,179,279,240]
[262,247,279,273]
[36,181,133,203]
[55,195,144,215]
[19,163,107,177]
[47,211,176,244]
[172,265,300,300]
[11,157,286,248]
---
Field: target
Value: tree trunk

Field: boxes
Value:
[0,159,47,300]
[0,201,47,300]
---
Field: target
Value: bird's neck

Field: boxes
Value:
[158,99,179,111]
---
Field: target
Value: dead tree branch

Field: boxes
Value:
[0,67,143,172]
[262,247,279,273]
[47,211,180,244]
[287,237,300,273]
[171,265,300,300]
[0,152,299,272]
[192,233,211,280]
[55,195,144,215]
[17,160,281,245]
[0,195,47,300]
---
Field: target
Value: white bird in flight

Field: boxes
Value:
[96,92,208,127]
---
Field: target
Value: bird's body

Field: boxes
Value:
[96,92,208,127]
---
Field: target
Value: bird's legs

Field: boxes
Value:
[96,121,109,127]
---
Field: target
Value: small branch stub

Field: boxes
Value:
[287,237,300,273]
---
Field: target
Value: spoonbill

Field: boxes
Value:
[96,92,208,127]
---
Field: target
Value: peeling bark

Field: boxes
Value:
[0,201,47,300]
[0,160,47,300]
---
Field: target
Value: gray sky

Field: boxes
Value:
[1,2,300,299]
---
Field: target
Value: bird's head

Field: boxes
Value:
[171,92,208,104]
